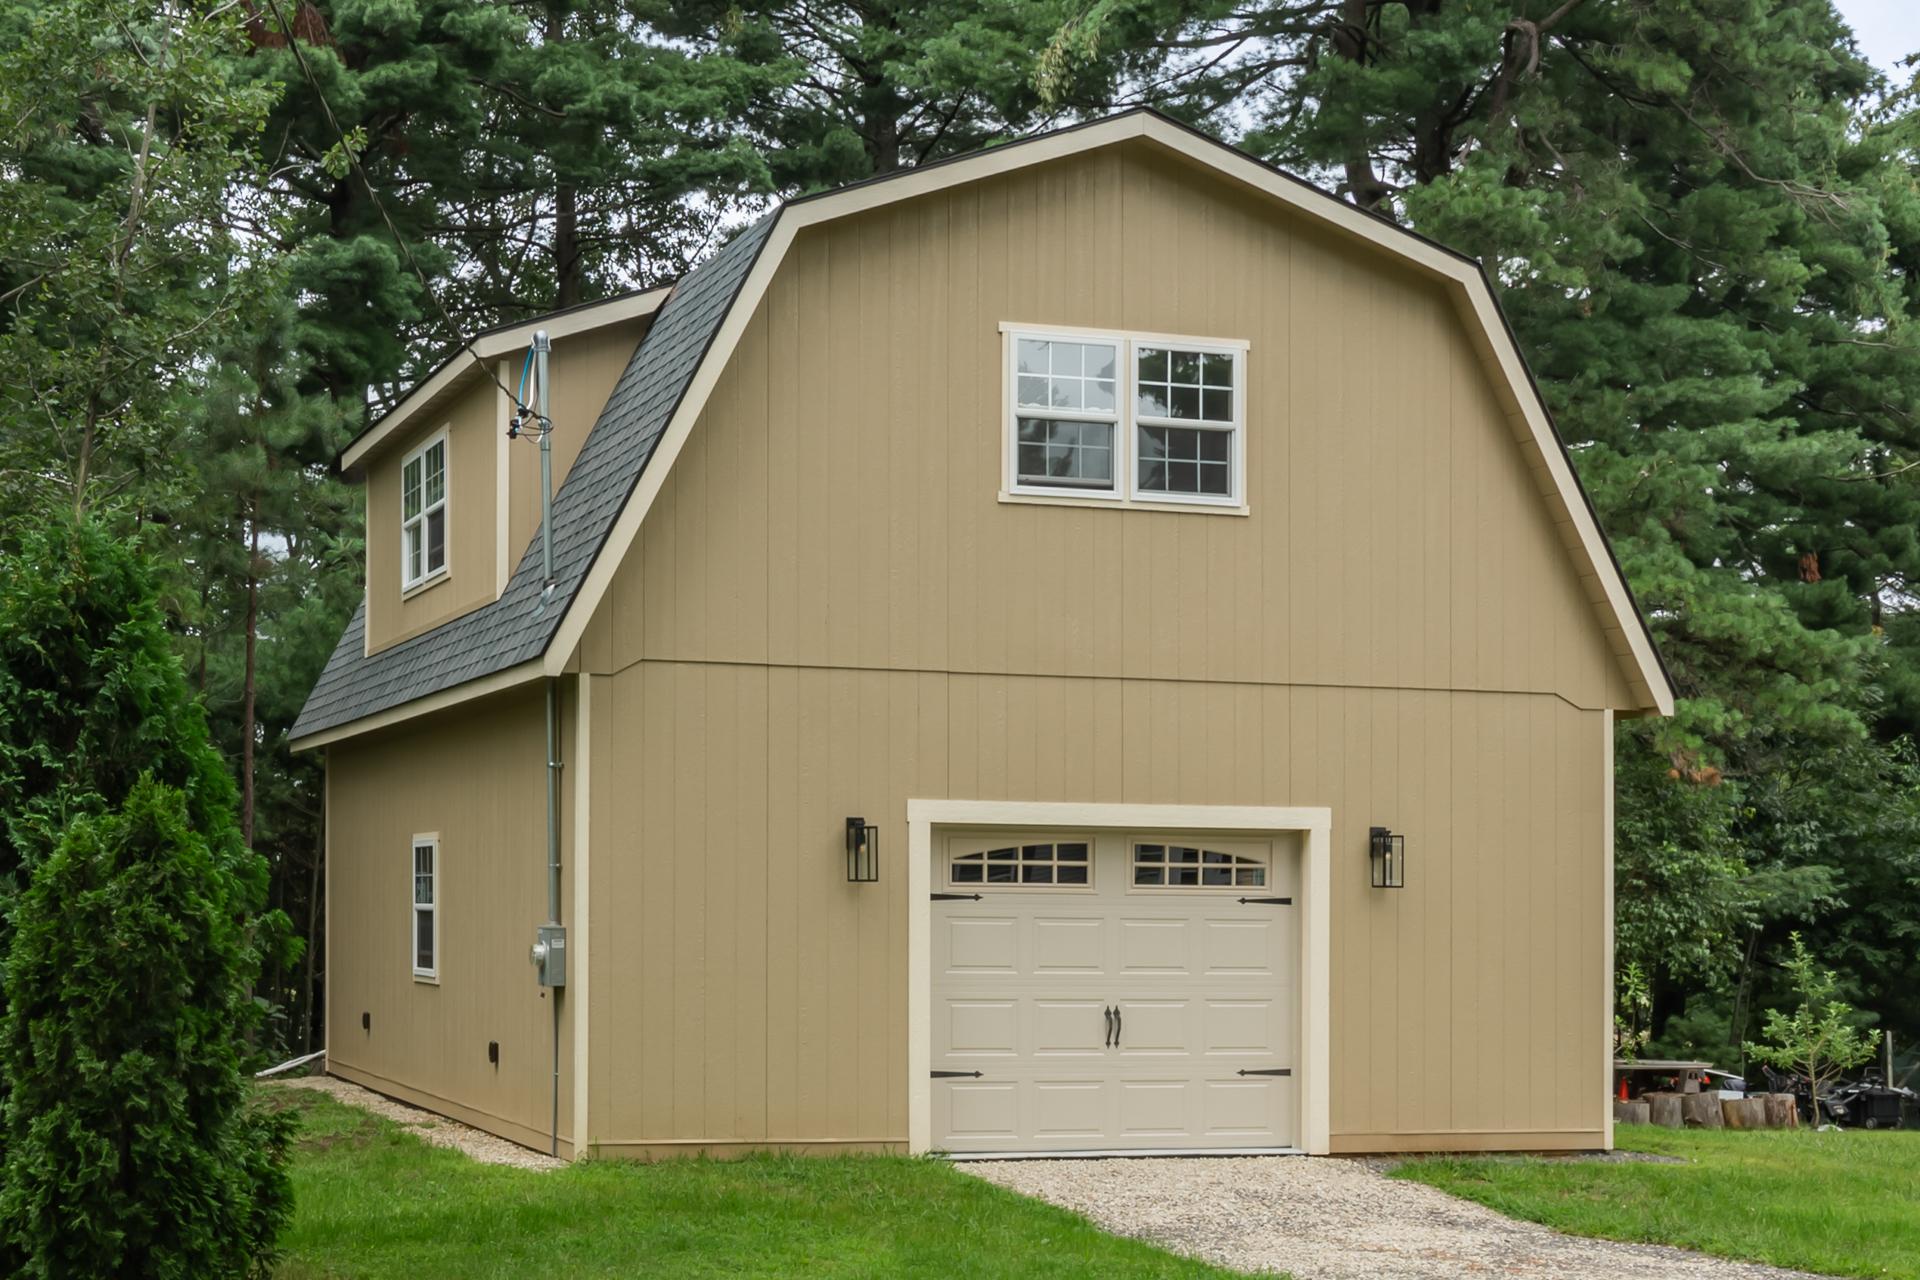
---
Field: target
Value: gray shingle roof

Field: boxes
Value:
[291,214,779,742]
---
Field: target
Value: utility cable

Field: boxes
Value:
[258,0,528,414]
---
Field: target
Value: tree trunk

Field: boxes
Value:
[556,183,581,309]
[869,111,901,174]
[242,494,259,848]
[547,5,583,309]
[1330,0,1391,209]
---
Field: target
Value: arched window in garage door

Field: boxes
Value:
[948,838,1092,887]
[1132,843,1267,888]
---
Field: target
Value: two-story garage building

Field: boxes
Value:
[291,110,1672,1160]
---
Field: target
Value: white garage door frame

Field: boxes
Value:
[907,800,1332,1156]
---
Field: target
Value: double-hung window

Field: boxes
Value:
[402,434,448,589]
[413,836,438,979]
[1013,337,1120,491]
[1005,327,1245,510]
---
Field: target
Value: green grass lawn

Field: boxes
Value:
[270,1089,1244,1279]
[1390,1126,1920,1279]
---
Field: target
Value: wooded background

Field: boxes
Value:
[2,0,1916,1079]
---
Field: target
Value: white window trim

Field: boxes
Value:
[401,431,451,592]
[412,832,440,982]
[1000,322,1250,516]
[908,799,1332,1156]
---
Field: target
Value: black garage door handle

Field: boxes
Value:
[931,1070,983,1079]
[1237,1068,1292,1077]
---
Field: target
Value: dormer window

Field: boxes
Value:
[402,434,448,589]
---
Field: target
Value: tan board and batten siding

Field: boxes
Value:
[572,139,1618,1155]
[324,684,578,1151]
[322,128,1645,1158]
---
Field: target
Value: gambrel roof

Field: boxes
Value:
[291,110,1671,748]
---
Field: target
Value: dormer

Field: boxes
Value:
[342,288,670,655]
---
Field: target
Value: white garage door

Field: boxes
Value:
[931,831,1299,1154]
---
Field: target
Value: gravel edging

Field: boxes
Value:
[964,1154,1824,1280]
[267,1074,566,1171]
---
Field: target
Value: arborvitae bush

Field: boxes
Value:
[0,522,296,1276]
[0,777,294,1278]
[0,520,245,887]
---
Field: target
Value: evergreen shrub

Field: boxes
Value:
[0,522,296,1276]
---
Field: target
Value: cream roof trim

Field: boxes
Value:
[540,112,1671,715]
[340,285,673,474]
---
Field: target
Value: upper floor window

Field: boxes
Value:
[402,435,448,589]
[1004,327,1245,510]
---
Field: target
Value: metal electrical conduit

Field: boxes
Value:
[515,331,566,1158]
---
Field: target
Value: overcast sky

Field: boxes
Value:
[1832,0,1917,73]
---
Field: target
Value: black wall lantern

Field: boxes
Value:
[846,817,879,883]
[1369,827,1405,889]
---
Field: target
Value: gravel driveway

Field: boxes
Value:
[964,1155,1822,1280]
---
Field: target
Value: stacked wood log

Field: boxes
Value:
[1646,1093,1685,1128]
[1682,1093,1726,1128]
[1631,1091,1802,1129]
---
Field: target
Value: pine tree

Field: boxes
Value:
[644,0,1172,188]
[176,296,361,1052]
[236,0,775,403]
[0,0,277,530]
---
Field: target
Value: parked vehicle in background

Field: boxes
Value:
[1764,1066,1916,1129]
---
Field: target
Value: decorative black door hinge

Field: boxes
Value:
[1237,1067,1293,1077]
[931,892,983,901]
[931,1070,984,1079]
[1237,897,1292,905]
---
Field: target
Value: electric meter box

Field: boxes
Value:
[532,924,567,987]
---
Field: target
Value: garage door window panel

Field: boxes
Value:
[949,839,1092,888]
[1133,843,1267,888]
